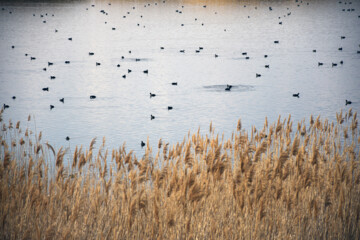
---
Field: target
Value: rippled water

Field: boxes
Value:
[0,0,359,155]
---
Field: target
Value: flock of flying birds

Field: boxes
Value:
[1,0,358,147]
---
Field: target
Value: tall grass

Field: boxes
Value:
[0,108,359,239]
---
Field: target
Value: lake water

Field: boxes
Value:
[0,0,359,155]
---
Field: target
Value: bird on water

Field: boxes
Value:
[225,85,232,91]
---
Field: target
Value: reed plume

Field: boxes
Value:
[0,110,359,239]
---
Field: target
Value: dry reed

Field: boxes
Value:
[0,108,359,239]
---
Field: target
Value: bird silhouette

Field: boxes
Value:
[225,85,232,91]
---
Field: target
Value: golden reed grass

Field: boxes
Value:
[0,108,359,239]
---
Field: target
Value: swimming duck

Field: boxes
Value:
[225,84,232,91]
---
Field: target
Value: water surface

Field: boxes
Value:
[0,0,359,155]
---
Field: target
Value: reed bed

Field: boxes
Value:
[0,108,359,239]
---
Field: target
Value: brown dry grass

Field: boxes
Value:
[0,108,359,239]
